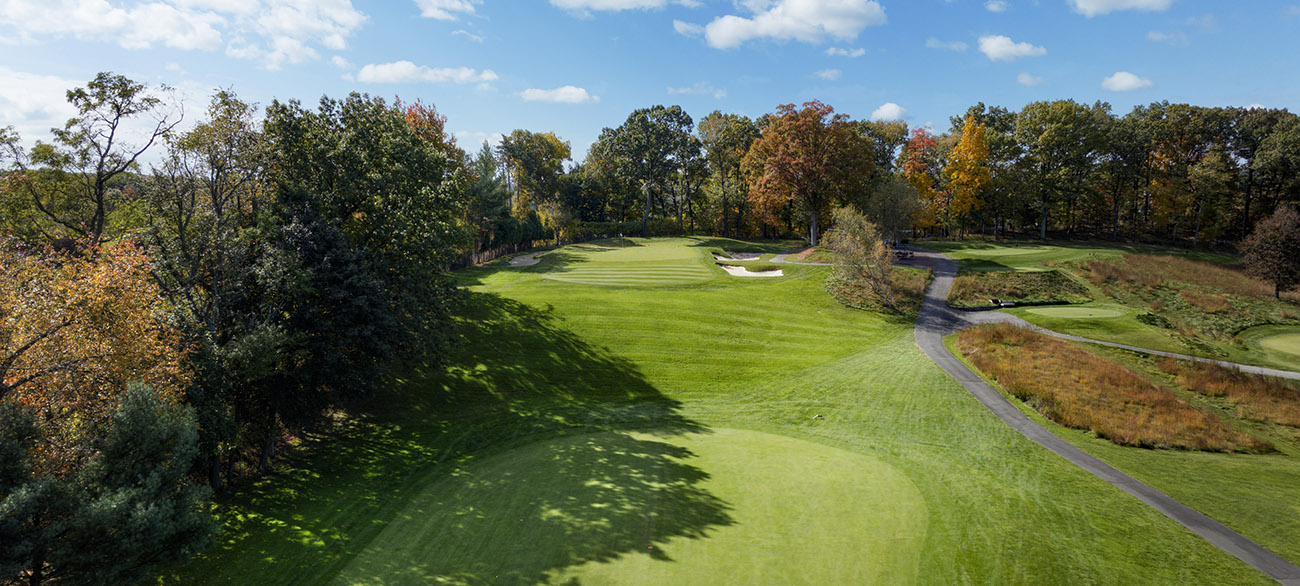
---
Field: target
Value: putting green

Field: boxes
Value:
[1258,332,1300,357]
[543,238,718,286]
[1026,306,1126,319]
[331,428,927,586]
[960,246,1050,257]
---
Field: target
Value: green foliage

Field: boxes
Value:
[947,269,1092,308]
[0,386,215,586]
[825,206,897,310]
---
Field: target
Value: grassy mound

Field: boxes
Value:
[331,428,928,586]
[1025,306,1126,319]
[954,323,1270,452]
[826,266,929,316]
[948,269,1092,308]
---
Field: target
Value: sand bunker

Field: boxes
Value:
[508,251,546,267]
[718,264,783,277]
[1026,306,1125,319]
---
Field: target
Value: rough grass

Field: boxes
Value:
[826,266,929,316]
[954,324,1271,452]
[947,270,1092,308]
[1158,358,1300,427]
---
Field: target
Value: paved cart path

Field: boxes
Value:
[905,249,1300,586]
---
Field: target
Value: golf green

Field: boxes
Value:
[330,428,927,586]
[960,246,1050,257]
[1026,306,1126,319]
[1258,332,1300,358]
[542,239,719,286]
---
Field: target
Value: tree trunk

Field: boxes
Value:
[259,434,276,473]
[809,210,819,246]
[1039,202,1048,240]
[641,182,650,238]
[209,453,223,493]
[29,513,44,586]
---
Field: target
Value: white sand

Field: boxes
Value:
[718,264,783,277]
[508,251,546,267]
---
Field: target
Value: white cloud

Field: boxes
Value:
[701,0,887,50]
[813,68,842,80]
[330,55,351,69]
[985,0,1009,12]
[978,35,1045,61]
[550,0,666,15]
[1016,72,1043,86]
[870,102,905,122]
[453,29,484,42]
[1101,71,1152,91]
[356,61,498,84]
[925,38,967,52]
[0,0,367,70]
[454,130,505,149]
[0,67,80,143]
[667,82,726,99]
[520,86,599,104]
[825,46,866,57]
[1068,0,1171,17]
[1146,30,1186,45]
[414,0,479,20]
[673,19,704,37]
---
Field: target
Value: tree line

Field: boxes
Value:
[3,72,1300,583]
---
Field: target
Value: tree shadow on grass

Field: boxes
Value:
[157,292,730,585]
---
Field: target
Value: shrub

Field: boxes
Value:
[948,270,1091,308]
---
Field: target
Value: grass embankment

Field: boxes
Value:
[954,323,1270,452]
[948,270,1091,308]
[158,237,1277,585]
[827,266,930,316]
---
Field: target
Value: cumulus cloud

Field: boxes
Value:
[673,19,704,37]
[550,0,673,15]
[870,102,905,122]
[0,66,80,141]
[356,61,498,84]
[667,82,726,99]
[0,0,368,70]
[700,0,887,50]
[1068,0,1171,17]
[520,86,599,104]
[330,55,352,69]
[1017,72,1043,86]
[985,0,1009,12]
[825,46,866,57]
[813,68,842,80]
[925,38,967,52]
[1101,71,1152,91]
[454,130,505,149]
[414,0,479,20]
[978,35,1045,61]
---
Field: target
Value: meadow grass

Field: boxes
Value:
[1157,358,1300,427]
[156,237,1277,585]
[953,324,1270,452]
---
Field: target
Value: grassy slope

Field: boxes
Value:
[158,237,1272,585]
[947,336,1300,568]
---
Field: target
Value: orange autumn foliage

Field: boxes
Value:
[0,239,189,476]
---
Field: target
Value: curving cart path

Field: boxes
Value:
[906,249,1300,585]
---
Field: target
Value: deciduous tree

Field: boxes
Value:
[742,101,873,245]
[1241,205,1300,298]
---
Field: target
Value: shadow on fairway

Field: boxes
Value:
[160,292,730,585]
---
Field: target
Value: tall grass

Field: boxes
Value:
[1158,358,1300,427]
[955,324,1272,452]
[1085,254,1300,302]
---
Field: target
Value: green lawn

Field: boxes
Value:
[920,239,1236,272]
[157,237,1275,585]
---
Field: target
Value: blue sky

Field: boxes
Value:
[2,0,1299,163]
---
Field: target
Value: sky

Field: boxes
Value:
[2,0,1299,164]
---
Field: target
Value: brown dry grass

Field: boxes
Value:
[1085,254,1300,301]
[1180,290,1232,313]
[827,267,929,316]
[1158,358,1300,427]
[955,324,1271,452]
